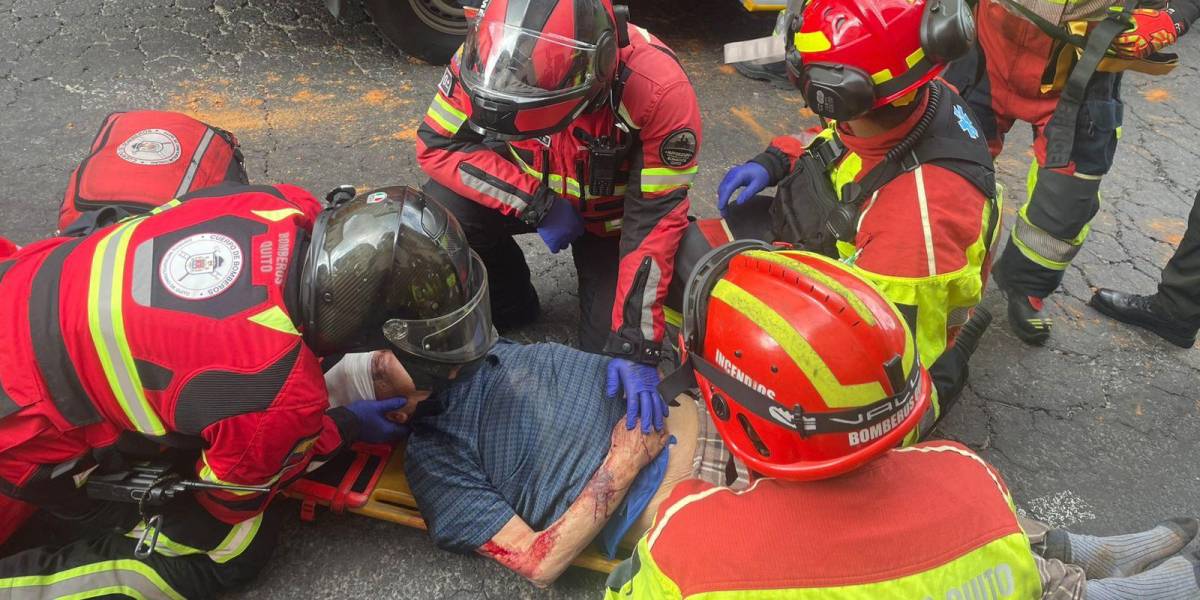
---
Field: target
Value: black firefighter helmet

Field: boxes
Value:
[300,186,498,387]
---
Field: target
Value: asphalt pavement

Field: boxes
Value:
[3,1,1200,598]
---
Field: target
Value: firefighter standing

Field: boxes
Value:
[0,184,497,598]
[945,0,1200,345]
[416,0,701,418]
[612,245,1200,599]
[713,0,997,430]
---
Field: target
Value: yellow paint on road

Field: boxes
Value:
[730,106,774,145]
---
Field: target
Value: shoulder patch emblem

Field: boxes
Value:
[954,105,980,140]
[159,233,245,300]
[659,128,697,168]
[438,67,456,98]
[117,129,181,166]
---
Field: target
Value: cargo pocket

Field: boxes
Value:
[1071,97,1123,176]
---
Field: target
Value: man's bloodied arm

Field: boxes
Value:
[478,423,669,587]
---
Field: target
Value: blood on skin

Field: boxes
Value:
[480,521,564,578]
[588,467,622,522]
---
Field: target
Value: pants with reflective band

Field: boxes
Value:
[0,498,282,600]
[669,206,967,431]
[424,178,620,353]
[1154,190,1200,325]
[947,22,1124,299]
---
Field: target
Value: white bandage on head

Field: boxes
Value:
[324,352,377,408]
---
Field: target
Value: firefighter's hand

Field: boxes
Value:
[537,193,585,254]
[717,162,771,218]
[1112,9,1180,59]
[345,397,411,443]
[606,359,668,433]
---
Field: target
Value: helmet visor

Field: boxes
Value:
[460,21,600,102]
[382,251,498,364]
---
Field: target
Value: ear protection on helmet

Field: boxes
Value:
[920,0,976,64]
[797,64,878,122]
[792,0,975,121]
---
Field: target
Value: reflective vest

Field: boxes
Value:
[606,442,1043,599]
[771,82,1001,422]
[0,184,342,523]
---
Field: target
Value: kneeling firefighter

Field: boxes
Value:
[697,0,999,437]
[416,0,702,426]
[614,244,1200,599]
[0,184,496,598]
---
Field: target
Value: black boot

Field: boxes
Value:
[993,269,1052,346]
[732,60,793,90]
[1089,289,1197,348]
[1004,294,1052,346]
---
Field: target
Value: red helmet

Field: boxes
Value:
[667,243,932,481]
[459,0,619,140]
[783,0,975,121]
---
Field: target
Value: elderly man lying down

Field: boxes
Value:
[323,342,748,586]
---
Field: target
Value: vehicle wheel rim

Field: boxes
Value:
[408,0,468,36]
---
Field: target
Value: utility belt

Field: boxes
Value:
[998,0,1179,168]
[770,82,998,257]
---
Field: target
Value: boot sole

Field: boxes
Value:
[1089,297,1197,349]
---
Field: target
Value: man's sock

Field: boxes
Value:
[1044,518,1198,579]
[1084,554,1200,600]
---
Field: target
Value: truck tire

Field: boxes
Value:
[366,0,467,65]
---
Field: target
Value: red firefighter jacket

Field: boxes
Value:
[416,24,702,363]
[0,184,351,525]
[607,442,1042,598]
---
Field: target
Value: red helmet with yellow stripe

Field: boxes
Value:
[665,243,932,481]
[782,0,975,121]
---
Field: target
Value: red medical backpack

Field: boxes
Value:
[58,110,248,231]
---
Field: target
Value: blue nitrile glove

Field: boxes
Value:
[717,162,771,218]
[537,193,585,254]
[606,359,668,433]
[345,397,410,444]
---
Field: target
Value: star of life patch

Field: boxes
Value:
[438,67,456,98]
[660,128,698,168]
[159,233,244,300]
[117,129,181,166]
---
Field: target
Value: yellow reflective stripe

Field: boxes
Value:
[251,208,303,222]
[748,251,877,327]
[427,93,467,133]
[0,559,186,600]
[793,30,832,53]
[663,305,683,328]
[147,199,182,216]
[871,68,894,84]
[247,305,300,336]
[641,166,698,192]
[1012,206,1086,271]
[199,455,279,496]
[508,146,586,198]
[710,279,886,407]
[906,48,926,69]
[124,513,263,564]
[208,514,264,564]
[88,220,166,436]
[124,526,204,558]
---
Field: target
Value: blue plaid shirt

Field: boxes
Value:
[405,341,625,553]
